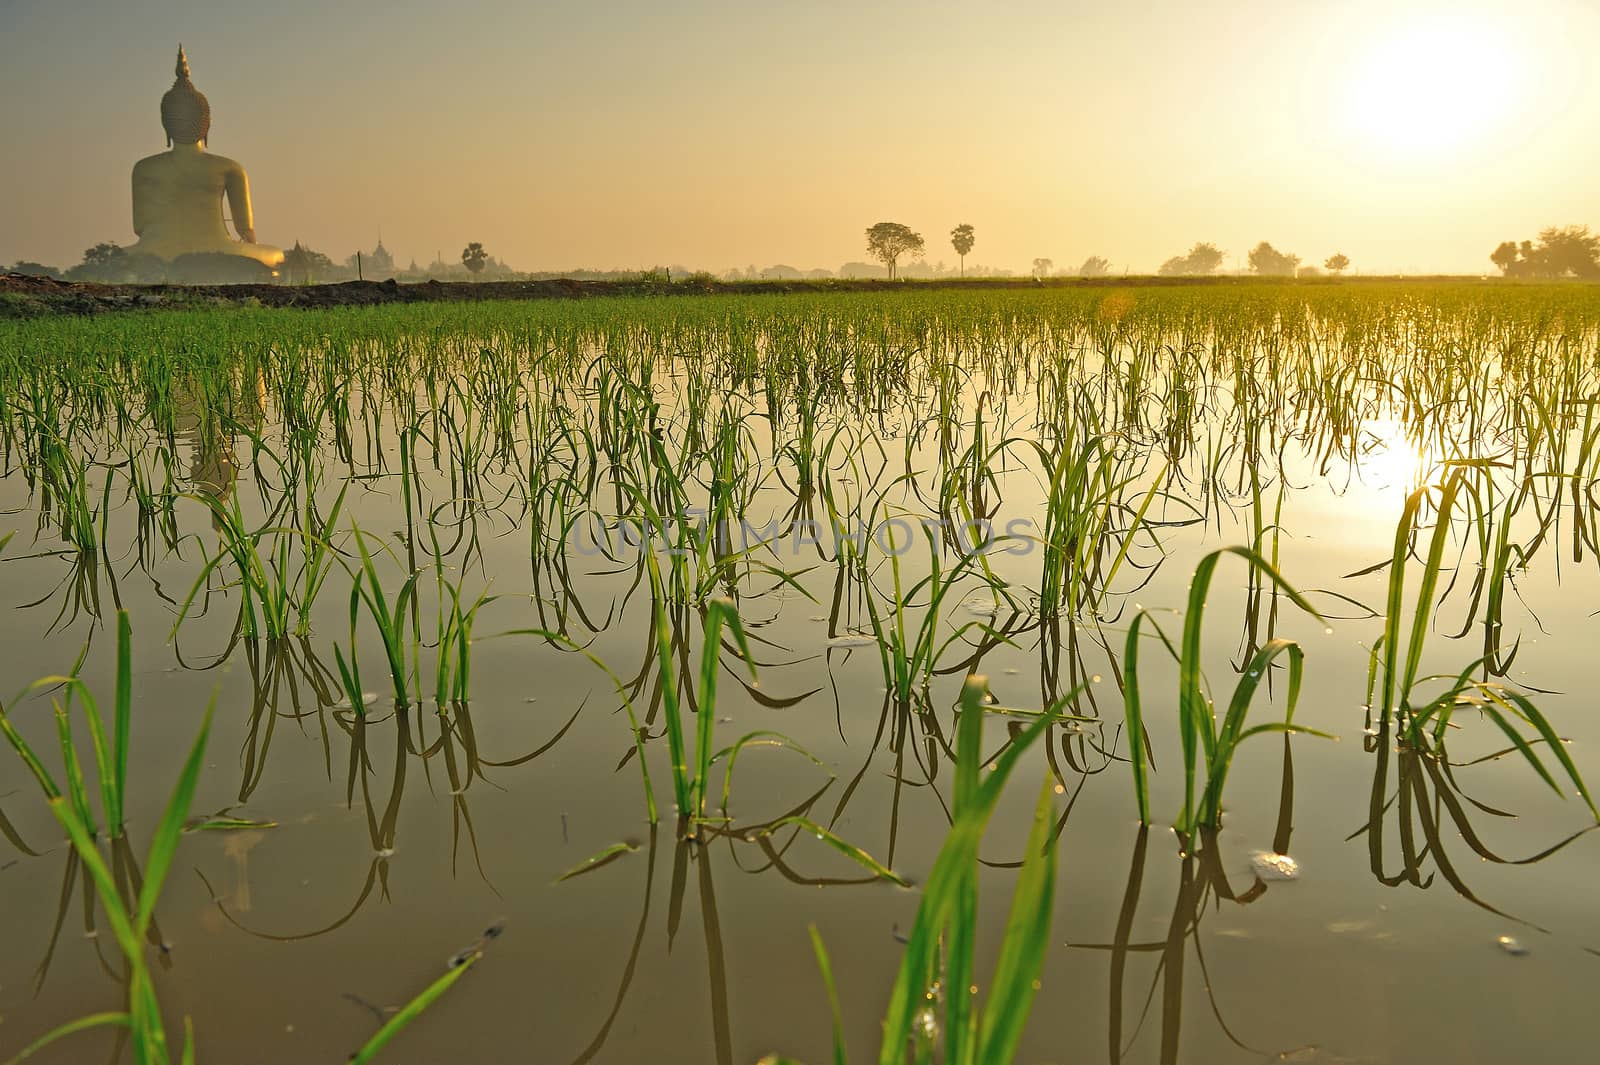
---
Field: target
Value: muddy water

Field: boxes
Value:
[2,304,1599,1065]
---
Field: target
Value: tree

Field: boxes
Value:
[83,243,126,268]
[1490,241,1520,275]
[8,261,61,278]
[837,261,888,279]
[950,223,975,278]
[65,242,143,283]
[1031,257,1053,278]
[461,242,488,275]
[1247,241,1299,277]
[1532,225,1600,278]
[1077,255,1111,278]
[864,223,924,280]
[1488,227,1600,279]
[1157,242,1224,277]
[1324,252,1350,275]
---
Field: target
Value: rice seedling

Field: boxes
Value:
[336,523,422,708]
[1363,466,1596,816]
[0,611,494,1064]
[836,503,1009,713]
[3,281,1600,1063]
[1121,547,1329,834]
[780,675,1073,1065]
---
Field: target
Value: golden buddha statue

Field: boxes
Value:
[130,47,284,275]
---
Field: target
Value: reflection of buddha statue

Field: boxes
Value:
[130,47,284,273]
[173,368,267,531]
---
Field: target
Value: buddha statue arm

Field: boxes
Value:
[131,163,152,238]
[223,164,257,243]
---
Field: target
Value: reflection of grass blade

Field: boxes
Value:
[712,730,830,814]
[498,627,658,825]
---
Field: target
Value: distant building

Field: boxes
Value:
[366,240,396,278]
[347,239,397,280]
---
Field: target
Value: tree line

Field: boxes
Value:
[1156,241,1349,277]
[5,239,511,285]
[861,225,1357,281]
[1490,226,1600,279]
[13,226,1600,284]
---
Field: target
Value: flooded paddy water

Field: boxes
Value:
[1,283,1598,1064]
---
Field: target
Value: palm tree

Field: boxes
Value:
[950,224,975,278]
[461,242,488,276]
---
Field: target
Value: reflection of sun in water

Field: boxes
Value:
[1356,419,1439,492]
[1343,17,1521,159]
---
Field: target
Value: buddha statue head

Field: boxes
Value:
[160,46,211,147]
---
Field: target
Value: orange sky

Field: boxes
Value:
[2,0,1596,275]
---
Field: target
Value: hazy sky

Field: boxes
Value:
[2,0,1596,275]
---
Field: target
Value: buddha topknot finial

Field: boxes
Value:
[161,44,210,147]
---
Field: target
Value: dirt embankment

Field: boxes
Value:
[0,271,1486,319]
[2,273,644,317]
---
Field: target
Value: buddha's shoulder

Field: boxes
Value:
[131,151,244,174]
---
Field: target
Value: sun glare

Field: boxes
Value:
[1343,18,1520,159]
[1355,418,1441,494]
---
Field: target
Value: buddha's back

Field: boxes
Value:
[131,147,237,258]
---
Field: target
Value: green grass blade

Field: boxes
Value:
[2,1011,130,1065]
[953,673,984,817]
[553,840,641,884]
[976,775,1058,1065]
[1122,612,1151,823]
[350,953,480,1065]
[0,701,62,800]
[643,551,691,818]
[807,925,847,1065]
[1401,473,1463,700]
[763,817,909,886]
[135,696,216,936]
[112,610,132,835]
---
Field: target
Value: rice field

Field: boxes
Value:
[2,281,1599,1064]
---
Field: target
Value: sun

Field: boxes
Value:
[1342,17,1520,159]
